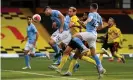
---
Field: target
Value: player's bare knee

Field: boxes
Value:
[49,39,55,46]
[59,42,66,51]
[64,49,70,55]
[30,53,35,57]
[90,47,96,56]
[24,50,28,55]
[64,46,73,55]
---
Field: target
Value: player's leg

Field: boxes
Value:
[58,46,71,70]
[48,46,73,72]
[34,52,50,59]
[63,47,96,76]
[110,43,125,63]
[63,49,80,76]
[90,45,106,79]
[81,56,96,65]
[99,43,110,61]
[80,41,96,65]
[81,32,106,78]
[50,30,62,57]
[72,33,89,52]
[49,30,64,65]
[49,39,82,73]
[49,38,61,55]
[61,32,80,71]
[69,51,80,72]
[53,31,72,65]
[22,42,31,69]
[73,32,104,71]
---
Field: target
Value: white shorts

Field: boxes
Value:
[51,29,71,45]
[79,32,97,49]
[24,42,35,54]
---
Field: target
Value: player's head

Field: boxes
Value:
[108,17,116,27]
[43,6,52,16]
[83,12,89,21]
[68,7,77,17]
[90,3,98,12]
[27,16,32,24]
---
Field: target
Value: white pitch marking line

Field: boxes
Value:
[2,70,84,80]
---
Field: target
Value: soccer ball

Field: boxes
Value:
[32,14,41,22]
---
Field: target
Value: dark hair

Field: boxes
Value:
[84,12,89,15]
[90,3,98,9]
[43,6,51,12]
[27,16,32,19]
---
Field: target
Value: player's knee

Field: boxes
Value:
[30,53,35,57]
[59,42,66,51]
[90,47,96,56]
[49,39,55,46]
[72,33,82,39]
[64,49,71,55]
[24,50,28,55]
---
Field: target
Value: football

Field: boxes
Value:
[32,14,41,22]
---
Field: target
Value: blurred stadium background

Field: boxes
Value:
[1,0,133,80]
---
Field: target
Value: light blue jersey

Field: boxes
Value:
[86,12,102,36]
[51,10,69,30]
[64,15,70,25]
[27,23,38,44]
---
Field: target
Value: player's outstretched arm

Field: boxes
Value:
[97,17,104,30]
[21,36,28,43]
[83,17,92,25]
[97,24,104,30]
[58,13,64,33]
[77,20,86,29]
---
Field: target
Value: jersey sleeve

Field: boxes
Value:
[88,13,93,19]
[99,17,103,25]
[32,25,38,33]
[52,10,61,17]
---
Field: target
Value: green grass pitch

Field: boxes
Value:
[1,57,133,80]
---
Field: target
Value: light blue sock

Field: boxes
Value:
[34,53,46,57]
[52,43,61,54]
[24,55,30,67]
[73,37,87,50]
[57,56,62,63]
[93,55,102,67]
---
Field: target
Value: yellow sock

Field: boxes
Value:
[68,59,77,73]
[81,56,96,65]
[114,53,122,58]
[58,54,69,69]
[84,51,91,56]
[99,54,103,61]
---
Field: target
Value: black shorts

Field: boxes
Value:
[68,40,89,50]
[68,39,83,50]
[102,42,119,53]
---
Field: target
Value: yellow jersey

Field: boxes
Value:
[70,15,86,35]
[107,25,122,43]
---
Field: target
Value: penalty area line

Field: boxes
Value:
[2,70,84,80]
